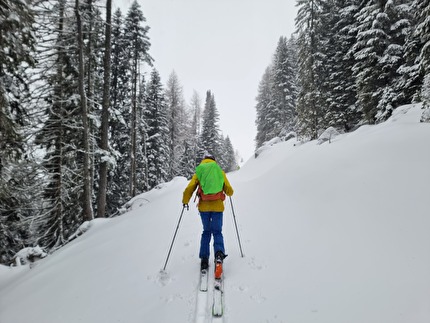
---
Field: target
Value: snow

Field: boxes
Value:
[12,246,47,266]
[1,104,430,323]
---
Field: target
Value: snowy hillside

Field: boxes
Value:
[1,104,429,323]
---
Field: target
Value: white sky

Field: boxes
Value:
[114,0,298,160]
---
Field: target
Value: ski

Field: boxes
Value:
[212,258,224,317]
[212,277,224,317]
[199,269,209,292]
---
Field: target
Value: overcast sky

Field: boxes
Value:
[114,0,298,161]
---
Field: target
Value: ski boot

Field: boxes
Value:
[214,251,226,279]
[201,258,209,271]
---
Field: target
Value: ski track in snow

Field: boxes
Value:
[194,274,225,323]
[195,287,209,323]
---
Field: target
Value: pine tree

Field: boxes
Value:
[400,0,430,105]
[97,0,113,218]
[165,71,188,178]
[33,0,87,249]
[326,0,360,131]
[270,36,298,137]
[398,1,423,104]
[189,90,202,168]
[75,0,94,221]
[223,136,237,172]
[124,0,152,196]
[415,0,430,77]
[350,1,389,123]
[200,90,221,158]
[0,0,36,262]
[0,0,36,261]
[255,65,274,149]
[106,8,132,214]
[295,0,327,139]
[144,69,170,189]
[375,0,412,121]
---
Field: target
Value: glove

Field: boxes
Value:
[183,203,189,210]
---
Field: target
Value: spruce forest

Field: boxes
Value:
[1,0,430,265]
[255,0,430,148]
[0,0,237,264]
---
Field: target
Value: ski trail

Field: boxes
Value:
[194,271,225,323]
[195,290,209,323]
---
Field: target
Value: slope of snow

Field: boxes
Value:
[1,104,429,323]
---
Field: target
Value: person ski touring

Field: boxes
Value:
[182,152,234,274]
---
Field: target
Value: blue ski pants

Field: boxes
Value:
[199,212,225,259]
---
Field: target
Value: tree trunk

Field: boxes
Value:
[86,0,95,194]
[75,0,94,221]
[97,0,112,217]
[130,49,138,197]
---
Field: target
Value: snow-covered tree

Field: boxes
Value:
[295,0,328,139]
[222,136,238,172]
[255,65,274,149]
[0,0,36,260]
[106,8,132,215]
[124,0,152,196]
[270,36,298,137]
[375,0,412,121]
[200,90,222,159]
[189,90,202,169]
[144,69,170,189]
[324,0,360,131]
[255,36,298,149]
[165,71,188,178]
[33,0,87,249]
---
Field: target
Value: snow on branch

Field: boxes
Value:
[12,246,47,267]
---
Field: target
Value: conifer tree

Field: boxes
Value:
[165,71,188,178]
[414,0,430,77]
[375,0,411,121]
[0,0,36,263]
[400,0,430,104]
[189,90,202,168]
[295,0,327,139]
[106,8,132,214]
[223,136,238,172]
[124,0,152,196]
[75,0,94,221]
[325,0,360,131]
[97,0,113,218]
[270,36,298,137]
[255,65,274,149]
[200,90,221,158]
[398,1,423,104]
[144,69,170,189]
[34,0,87,249]
[350,1,389,123]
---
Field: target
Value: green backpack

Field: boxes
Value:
[195,162,225,200]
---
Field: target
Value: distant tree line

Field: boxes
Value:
[256,0,430,149]
[0,0,238,264]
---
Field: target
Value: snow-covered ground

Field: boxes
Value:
[1,104,429,323]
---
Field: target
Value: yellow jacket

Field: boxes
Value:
[182,159,234,212]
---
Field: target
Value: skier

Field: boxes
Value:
[182,152,234,273]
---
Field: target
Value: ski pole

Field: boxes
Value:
[162,204,187,271]
[229,196,244,258]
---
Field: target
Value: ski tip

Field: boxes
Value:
[212,308,223,317]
